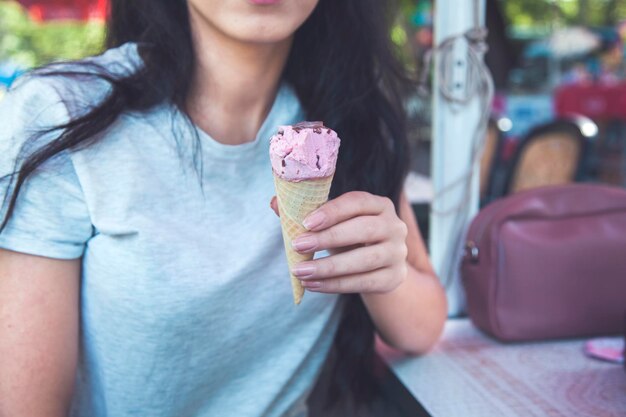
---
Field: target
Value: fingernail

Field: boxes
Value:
[292,235,317,252]
[303,211,325,231]
[302,280,322,289]
[292,263,315,278]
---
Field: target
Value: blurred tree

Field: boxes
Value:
[0,0,104,68]
[501,0,626,32]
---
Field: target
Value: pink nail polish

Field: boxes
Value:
[303,211,325,230]
[292,236,317,252]
[292,264,315,278]
[302,281,322,289]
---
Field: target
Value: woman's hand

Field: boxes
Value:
[272,191,447,353]
[273,191,409,294]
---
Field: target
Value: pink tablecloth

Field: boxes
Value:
[380,319,626,417]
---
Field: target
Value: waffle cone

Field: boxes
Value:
[273,173,334,304]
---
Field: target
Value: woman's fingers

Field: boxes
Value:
[292,242,403,279]
[302,191,394,231]
[282,190,410,295]
[270,196,280,217]
[292,215,393,253]
[300,263,407,294]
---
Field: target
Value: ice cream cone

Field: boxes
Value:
[273,174,333,304]
[269,121,340,304]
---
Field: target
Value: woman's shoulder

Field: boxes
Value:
[7,43,143,120]
[0,43,145,163]
[71,42,143,78]
[0,74,69,149]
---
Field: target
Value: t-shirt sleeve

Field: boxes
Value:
[0,76,93,259]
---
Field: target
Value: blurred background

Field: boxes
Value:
[398,0,626,243]
[400,0,626,210]
[1,0,626,237]
[0,0,104,89]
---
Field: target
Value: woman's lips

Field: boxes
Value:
[249,0,281,5]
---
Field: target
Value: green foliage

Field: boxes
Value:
[0,1,104,68]
[502,0,626,36]
[577,0,626,26]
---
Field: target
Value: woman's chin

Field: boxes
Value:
[221,21,299,46]
[187,0,318,48]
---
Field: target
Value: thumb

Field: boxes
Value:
[270,196,280,217]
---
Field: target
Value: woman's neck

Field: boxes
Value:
[186,10,292,146]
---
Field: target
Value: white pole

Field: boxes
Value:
[431,0,486,316]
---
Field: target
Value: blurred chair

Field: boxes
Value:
[555,82,625,187]
[480,119,510,206]
[598,121,626,186]
[480,119,500,200]
[597,82,626,186]
[503,120,592,195]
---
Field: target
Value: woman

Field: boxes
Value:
[0,1,446,416]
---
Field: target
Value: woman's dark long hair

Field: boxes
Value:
[1,0,411,413]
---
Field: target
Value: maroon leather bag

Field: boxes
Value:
[461,184,626,342]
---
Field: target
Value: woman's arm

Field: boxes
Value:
[0,249,80,417]
[360,194,447,354]
[288,191,447,355]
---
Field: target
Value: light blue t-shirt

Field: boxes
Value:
[0,44,342,417]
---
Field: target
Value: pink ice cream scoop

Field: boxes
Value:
[269,121,340,181]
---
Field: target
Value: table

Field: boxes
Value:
[380,319,626,417]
